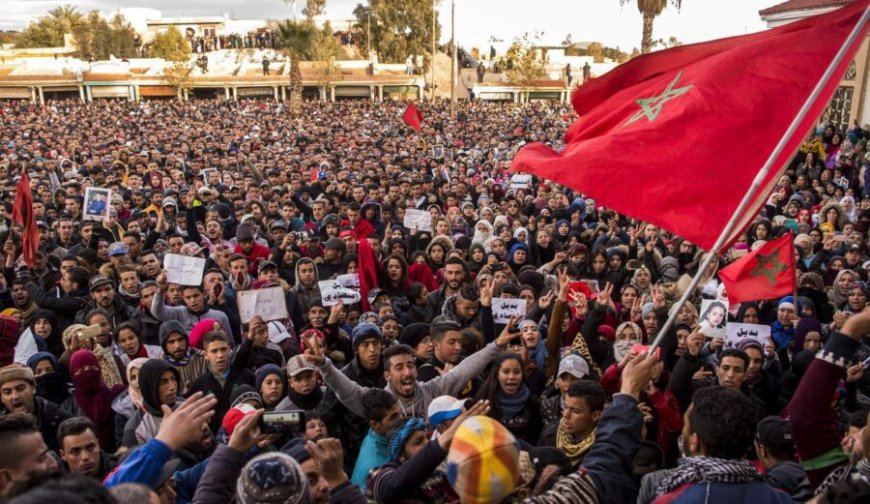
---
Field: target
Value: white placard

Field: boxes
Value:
[403,208,432,232]
[724,323,771,350]
[510,174,532,190]
[318,280,362,307]
[698,299,729,339]
[336,273,360,289]
[491,298,527,324]
[163,253,206,286]
[83,187,112,222]
[237,287,289,323]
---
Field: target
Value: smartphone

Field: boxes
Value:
[632,344,661,358]
[862,356,870,370]
[260,410,305,435]
[79,324,103,340]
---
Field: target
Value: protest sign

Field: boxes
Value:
[83,187,111,222]
[725,323,771,350]
[237,287,289,323]
[336,273,360,289]
[403,208,432,232]
[163,253,206,286]
[491,298,527,324]
[510,174,532,190]
[319,280,362,307]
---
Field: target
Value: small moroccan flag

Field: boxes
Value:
[719,232,796,305]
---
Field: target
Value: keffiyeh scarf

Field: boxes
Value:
[656,456,760,496]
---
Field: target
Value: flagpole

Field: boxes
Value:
[649,4,869,352]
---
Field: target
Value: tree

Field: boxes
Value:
[308,21,341,85]
[16,4,84,48]
[71,11,136,60]
[303,0,327,20]
[620,0,683,54]
[651,36,682,50]
[149,26,191,62]
[503,32,547,88]
[278,20,316,113]
[586,42,604,63]
[353,0,440,68]
[562,33,573,48]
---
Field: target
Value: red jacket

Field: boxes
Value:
[233,243,271,274]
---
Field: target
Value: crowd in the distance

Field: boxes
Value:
[0,95,867,504]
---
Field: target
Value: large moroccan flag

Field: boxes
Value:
[11,171,39,267]
[511,1,868,252]
[402,102,423,132]
[719,233,796,305]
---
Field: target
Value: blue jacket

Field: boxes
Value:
[103,438,173,488]
[351,428,389,489]
[652,480,792,504]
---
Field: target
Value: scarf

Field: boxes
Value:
[164,349,191,368]
[118,283,141,301]
[126,357,148,412]
[571,328,603,376]
[286,385,324,411]
[94,344,124,388]
[656,456,761,496]
[557,419,596,467]
[70,350,122,449]
[498,385,530,419]
[35,372,71,405]
[17,302,38,334]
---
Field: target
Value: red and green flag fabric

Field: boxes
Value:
[11,171,39,267]
[402,102,423,133]
[511,1,868,252]
[719,233,796,305]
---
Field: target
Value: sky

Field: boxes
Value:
[3,0,778,51]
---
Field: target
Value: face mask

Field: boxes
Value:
[36,372,69,403]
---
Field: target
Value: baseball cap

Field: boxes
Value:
[161,197,177,208]
[107,242,129,256]
[88,275,113,292]
[324,237,347,252]
[285,354,315,378]
[427,395,464,429]
[258,260,278,274]
[756,416,795,455]
[36,220,49,230]
[558,354,590,380]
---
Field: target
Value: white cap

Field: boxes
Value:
[558,354,590,380]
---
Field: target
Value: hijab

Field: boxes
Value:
[472,220,494,251]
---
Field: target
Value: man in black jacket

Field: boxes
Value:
[25,266,90,331]
[0,365,72,451]
[74,275,140,329]
[57,416,118,481]
[189,331,255,434]
[424,258,466,322]
[319,321,385,469]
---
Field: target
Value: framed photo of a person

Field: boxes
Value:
[432,145,444,159]
[83,187,111,222]
[445,148,454,161]
[699,299,729,340]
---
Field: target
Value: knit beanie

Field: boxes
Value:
[237,452,309,504]
[189,319,218,350]
[446,416,520,504]
[255,364,285,392]
[388,417,427,462]
[229,384,263,409]
[0,365,35,388]
[399,322,430,349]
[351,322,382,351]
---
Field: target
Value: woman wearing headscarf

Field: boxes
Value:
[530,228,556,266]
[69,349,126,451]
[829,269,859,309]
[474,352,541,443]
[506,242,530,275]
[13,309,62,365]
[471,219,494,252]
[111,357,148,448]
[27,351,74,412]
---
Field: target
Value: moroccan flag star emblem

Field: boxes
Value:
[625,71,694,126]
[751,249,788,285]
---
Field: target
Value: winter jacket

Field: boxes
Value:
[28,396,73,451]
[651,480,791,504]
[764,461,813,503]
[25,282,88,332]
[351,428,389,489]
[74,295,140,328]
[189,365,255,434]
[316,341,500,420]
[424,285,453,323]
[319,357,386,468]
[367,439,455,503]
[104,438,172,488]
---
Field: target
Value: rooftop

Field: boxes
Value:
[759,0,853,16]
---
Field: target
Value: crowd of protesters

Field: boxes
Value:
[0,95,867,504]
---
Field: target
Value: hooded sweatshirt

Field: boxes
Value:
[159,320,206,394]
[291,257,321,311]
[134,359,182,444]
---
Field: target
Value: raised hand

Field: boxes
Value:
[305,333,326,366]
[305,438,349,488]
[596,282,615,310]
[479,279,493,307]
[651,284,666,309]
[620,352,660,400]
[228,409,266,453]
[439,399,491,449]
[538,291,556,311]
[686,331,706,357]
[495,316,519,348]
[156,392,218,451]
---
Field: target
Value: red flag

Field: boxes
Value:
[719,233,796,305]
[356,237,382,312]
[11,172,39,267]
[511,1,867,251]
[402,102,423,132]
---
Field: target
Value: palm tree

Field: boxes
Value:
[277,20,315,113]
[48,4,84,32]
[620,0,683,54]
